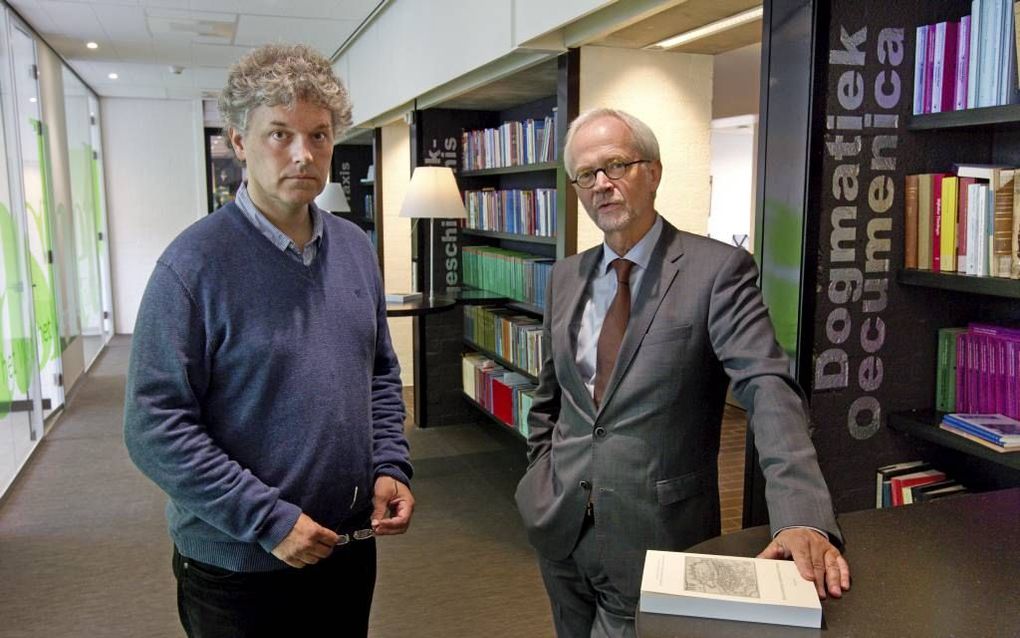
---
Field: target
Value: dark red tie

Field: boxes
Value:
[594,258,634,406]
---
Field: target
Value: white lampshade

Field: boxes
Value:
[315,182,351,213]
[399,166,466,219]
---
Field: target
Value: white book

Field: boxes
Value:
[385,292,421,303]
[999,0,1016,104]
[968,1,981,108]
[966,183,982,275]
[914,25,928,114]
[976,185,989,276]
[640,550,822,629]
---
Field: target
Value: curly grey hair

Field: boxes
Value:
[218,44,352,144]
[563,108,661,178]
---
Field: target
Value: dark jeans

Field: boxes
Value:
[172,540,376,638]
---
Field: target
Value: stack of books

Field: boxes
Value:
[875,461,967,507]
[940,412,1020,452]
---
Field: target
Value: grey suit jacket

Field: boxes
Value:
[514,219,840,598]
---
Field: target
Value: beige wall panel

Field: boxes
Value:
[577,46,713,251]
[380,120,413,386]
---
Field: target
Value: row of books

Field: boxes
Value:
[875,461,966,508]
[939,412,1020,452]
[462,352,535,436]
[461,246,553,308]
[464,187,557,237]
[936,324,1020,418]
[904,165,1018,277]
[461,110,557,171]
[912,0,1019,114]
[463,305,543,377]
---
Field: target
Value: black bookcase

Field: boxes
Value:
[750,0,1020,524]
[407,50,578,433]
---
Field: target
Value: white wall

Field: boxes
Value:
[380,120,413,386]
[102,98,205,333]
[577,45,713,251]
[712,42,761,120]
[708,119,756,247]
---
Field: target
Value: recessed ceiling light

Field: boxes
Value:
[86,41,98,49]
[29,97,36,103]
[647,6,764,49]
[108,72,119,80]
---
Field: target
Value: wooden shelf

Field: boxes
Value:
[897,269,1020,299]
[506,300,544,316]
[454,287,544,315]
[907,104,1020,130]
[461,228,557,245]
[461,392,527,442]
[888,410,1020,472]
[459,161,558,177]
[463,338,539,383]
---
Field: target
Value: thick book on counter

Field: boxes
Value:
[640,550,821,629]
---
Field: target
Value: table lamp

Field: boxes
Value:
[315,182,351,214]
[399,166,467,300]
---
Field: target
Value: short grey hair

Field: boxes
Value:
[563,108,661,177]
[218,44,352,144]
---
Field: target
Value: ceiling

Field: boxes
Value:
[7,0,762,105]
[7,0,382,99]
[589,0,762,54]
[433,0,762,112]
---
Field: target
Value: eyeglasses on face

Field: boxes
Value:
[570,159,649,189]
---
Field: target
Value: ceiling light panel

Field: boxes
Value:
[649,6,763,50]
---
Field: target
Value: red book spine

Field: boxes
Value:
[932,175,943,271]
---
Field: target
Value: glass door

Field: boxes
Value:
[63,68,103,366]
[9,20,62,419]
[87,95,113,344]
[0,10,43,493]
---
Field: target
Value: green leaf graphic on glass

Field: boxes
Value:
[0,203,34,397]
[29,119,59,366]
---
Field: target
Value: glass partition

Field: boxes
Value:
[63,68,103,366]
[87,95,113,343]
[9,20,62,418]
[0,10,43,492]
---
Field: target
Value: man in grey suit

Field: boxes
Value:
[514,108,850,637]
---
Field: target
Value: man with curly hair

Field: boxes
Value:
[124,44,413,637]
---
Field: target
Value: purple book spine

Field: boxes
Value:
[956,16,970,110]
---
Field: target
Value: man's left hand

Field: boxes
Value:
[371,476,415,536]
[757,528,850,599]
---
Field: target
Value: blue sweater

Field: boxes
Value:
[124,202,411,572]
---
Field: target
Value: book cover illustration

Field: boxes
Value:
[685,556,760,599]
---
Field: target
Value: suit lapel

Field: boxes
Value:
[557,246,602,418]
[596,222,685,416]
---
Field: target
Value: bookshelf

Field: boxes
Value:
[407,51,578,430]
[459,161,558,177]
[897,268,1020,298]
[463,337,540,384]
[330,136,382,266]
[744,0,1020,521]
[460,228,558,245]
[887,410,1020,472]
[907,104,1020,130]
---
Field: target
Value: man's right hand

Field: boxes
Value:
[271,513,339,568]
